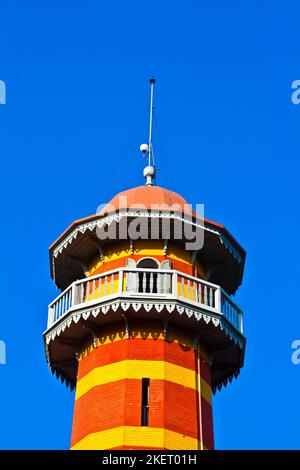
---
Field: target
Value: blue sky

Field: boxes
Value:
[1,0,300,449]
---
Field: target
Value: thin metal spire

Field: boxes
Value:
[148,77,155,167]
[140,78,156,186]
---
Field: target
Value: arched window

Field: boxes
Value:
[137,258,159,269]
[137,258,159,293]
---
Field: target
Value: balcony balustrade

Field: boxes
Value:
[48,268,243,334]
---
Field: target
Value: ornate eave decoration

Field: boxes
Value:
[51,209,243,280]
[44,299,245,394]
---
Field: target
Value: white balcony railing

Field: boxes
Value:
[48,268,243,334]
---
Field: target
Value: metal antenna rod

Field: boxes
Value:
[148,77,155,167]
[141,78,156,186]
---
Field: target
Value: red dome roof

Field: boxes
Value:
[99,185,194,216]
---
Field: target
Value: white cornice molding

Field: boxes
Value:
[44,299,245,349]
[51,210,240,262]
[44,299,244,394]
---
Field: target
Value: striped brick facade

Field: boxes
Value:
[71,323,214,450]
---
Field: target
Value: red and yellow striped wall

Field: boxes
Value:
[86,240,206,279]
[70,322,214,450]
[70,244,213,450]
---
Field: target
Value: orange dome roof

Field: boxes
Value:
[100,185,194,216]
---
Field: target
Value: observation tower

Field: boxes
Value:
[44,79,246,450]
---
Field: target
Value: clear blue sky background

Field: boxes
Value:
[0,0,300,450]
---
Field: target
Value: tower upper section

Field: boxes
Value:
[49,184,245,296]
[45,181,246,393]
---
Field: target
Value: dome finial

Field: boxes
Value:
[140,77,156,186]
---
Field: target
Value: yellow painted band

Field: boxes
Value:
[71,426,202,450]
[87,240,205,278]
[75,359,212,405]
[84,279,119,302]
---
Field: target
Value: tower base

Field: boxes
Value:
[70,321,214,450]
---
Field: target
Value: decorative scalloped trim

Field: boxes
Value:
[212,369,240,394]
[44,300,245,393]
[45,301,244,349]
[52,209,223,261]
[220,235,243,264]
